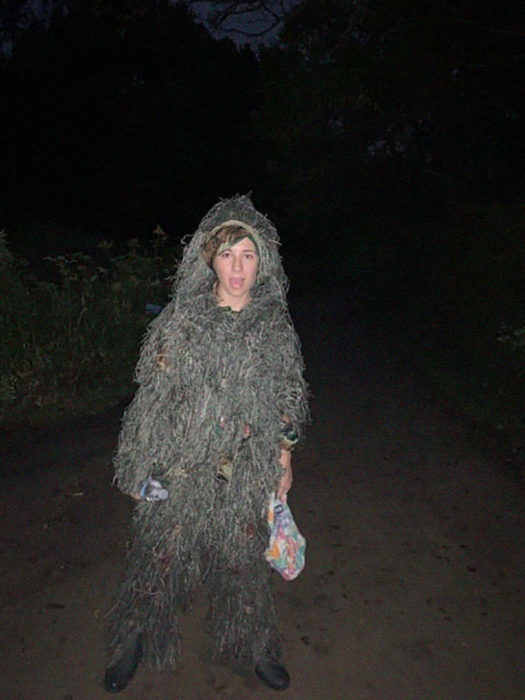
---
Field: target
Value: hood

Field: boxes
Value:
[172,195,289,308]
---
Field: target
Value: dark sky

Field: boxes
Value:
[170,1,301,47]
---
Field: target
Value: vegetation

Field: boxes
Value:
[0,1,523,438]
[0,229,175,423]
[393,200,525,434]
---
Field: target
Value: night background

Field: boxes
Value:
[1,0,523,437]
[1,0,524,437]
[1,2,525,697]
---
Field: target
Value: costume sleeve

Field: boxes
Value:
[112,304,185,496]
[272,309,309,449]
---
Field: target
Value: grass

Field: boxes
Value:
[0,228,176,424]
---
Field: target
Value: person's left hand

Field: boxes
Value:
[277,448,292,501]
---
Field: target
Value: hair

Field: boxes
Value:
[201,220,260,268]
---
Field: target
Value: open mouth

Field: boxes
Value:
[229,277,244,289]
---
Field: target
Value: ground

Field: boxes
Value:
[1,296,523,699]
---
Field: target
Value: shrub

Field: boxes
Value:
[0,228,175,423]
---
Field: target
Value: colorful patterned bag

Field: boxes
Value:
[264,496,306,581]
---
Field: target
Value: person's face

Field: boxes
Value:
[213,237,259,310]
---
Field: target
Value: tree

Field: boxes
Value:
[248,0,524,297]
[277,0,524,196]
[1,0,68,56]
[0,0,263,249]
[255,0,524,224]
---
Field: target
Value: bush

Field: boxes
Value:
[399,199,525,432]
[0,228,175,424]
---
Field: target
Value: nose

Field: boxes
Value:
[232,254,242,272]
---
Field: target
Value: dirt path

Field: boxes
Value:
[1,297,524,699]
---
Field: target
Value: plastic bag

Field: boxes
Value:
[264,496,306,581]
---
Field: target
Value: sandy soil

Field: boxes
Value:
[1,297,524,699]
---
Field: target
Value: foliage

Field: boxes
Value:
[0,228,175,424]
[0,0,523,438]
[499,326,525,351]
[391,199,525,432]
[0,0,263,249]
[256,0,523,234]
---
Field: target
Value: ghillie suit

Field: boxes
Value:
[108,195,309,670]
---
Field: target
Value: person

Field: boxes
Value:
[104,195,309,693]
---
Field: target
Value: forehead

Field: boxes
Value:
[227,237,258,252]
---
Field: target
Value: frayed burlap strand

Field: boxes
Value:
[107,195,309,669]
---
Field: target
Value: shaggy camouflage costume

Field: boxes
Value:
[108,195,308,670]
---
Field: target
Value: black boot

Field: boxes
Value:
[104,633,143,693]
[255,655,290,691]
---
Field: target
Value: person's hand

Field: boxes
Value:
[129,478,169,502]
[277,449,292,501]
